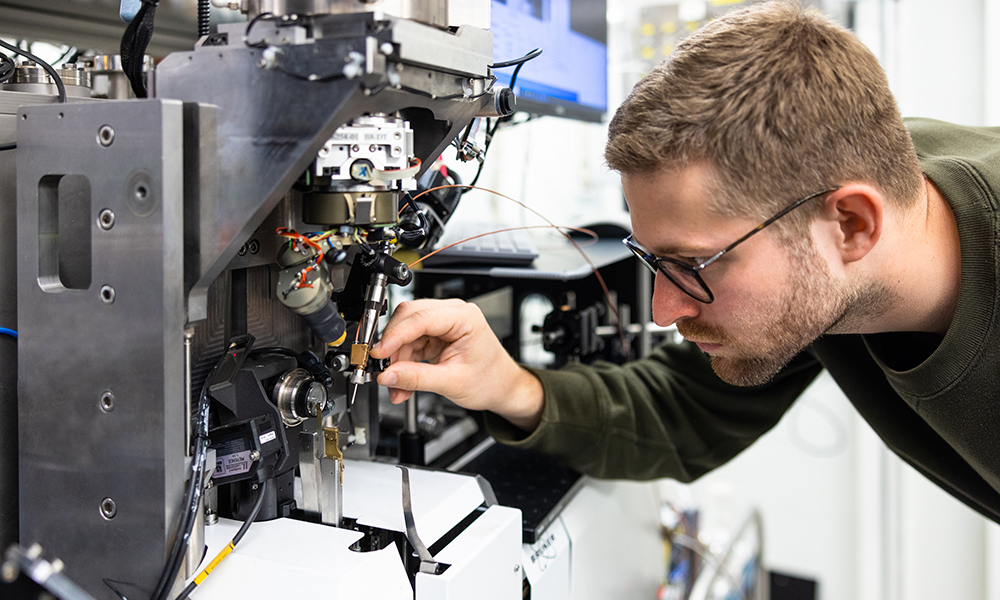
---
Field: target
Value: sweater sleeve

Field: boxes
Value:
[485,341,823,481]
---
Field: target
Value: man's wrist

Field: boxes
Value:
[498,366,545,432]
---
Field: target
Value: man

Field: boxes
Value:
[370,1,1000,523]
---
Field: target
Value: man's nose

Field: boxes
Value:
[651,272,701,326]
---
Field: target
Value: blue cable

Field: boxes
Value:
[0,328,17,340]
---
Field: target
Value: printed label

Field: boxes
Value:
[213,450,252,478]
[521,517,570,583]
[259,430,277,445]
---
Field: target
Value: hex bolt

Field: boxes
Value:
[97,125,115,147]
[100,285,116,304]
[98,209,116,230]
[100,391,115,413]
[1,562,17,583]
[250,450,261,462]
[100,497,117,520]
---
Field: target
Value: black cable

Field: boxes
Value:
[150,350,221,600]
[198,0,211,38]
[0,39,68,151]
[489,47,543,69]
[244,12,275,48]
[0,39,66,102]
[463,49,542,191]
[174,479,268,600]
[0,52,13,84]
[120,0,159,98]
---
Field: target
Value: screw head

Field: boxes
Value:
[100,391,114,413]
[97,125,115,147]
[100,497,117,519]
[98,208,115,230]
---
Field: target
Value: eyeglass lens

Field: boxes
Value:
[625,237,712,302]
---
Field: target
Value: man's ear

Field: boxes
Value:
[816,184,883,264]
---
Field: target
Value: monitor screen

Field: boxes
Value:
[490,0,608,122]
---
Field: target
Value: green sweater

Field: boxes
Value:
[487,118,1000,524]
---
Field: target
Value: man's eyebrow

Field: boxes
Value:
[634,235,714,257]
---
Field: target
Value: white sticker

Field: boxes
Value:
[214,451,252,477]
[259,430,277,445]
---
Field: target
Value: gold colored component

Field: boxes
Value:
[323,427,345,484]
[328,330,348,347]
[351,343,371,367]
[324,427,343,460]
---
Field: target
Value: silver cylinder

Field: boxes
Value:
[2,61,92,98]
[405,391,418,434]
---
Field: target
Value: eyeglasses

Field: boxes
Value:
[623,187,840,303]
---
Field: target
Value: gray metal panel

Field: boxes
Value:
[391,20,492,77]
[17,99,188,599]
[0,100,18,555]
[155,35,489,320]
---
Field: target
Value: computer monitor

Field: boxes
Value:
[490,0,608,122]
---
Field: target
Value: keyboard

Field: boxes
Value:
[421,221,539,267]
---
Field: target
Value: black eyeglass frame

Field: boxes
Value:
[623,187,841,303]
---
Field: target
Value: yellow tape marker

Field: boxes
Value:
[194,541,235,585]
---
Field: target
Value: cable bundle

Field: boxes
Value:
[119,0,159,98]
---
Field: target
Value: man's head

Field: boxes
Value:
[606,0,923,235]
[610,1,917,384]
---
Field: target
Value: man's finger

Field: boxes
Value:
[372,300,473,359]
[378,360,460,400]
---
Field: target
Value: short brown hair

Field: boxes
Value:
[605,1,923,231]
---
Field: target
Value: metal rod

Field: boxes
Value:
[184,329,194,456]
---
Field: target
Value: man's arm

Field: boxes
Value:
[372,298,825,481]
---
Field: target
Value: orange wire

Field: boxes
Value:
[276,227,325,288]
[408,184,629,349]
[408,225,597,268]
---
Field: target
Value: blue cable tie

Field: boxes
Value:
[120,0,142,23]
[0,328,18,340]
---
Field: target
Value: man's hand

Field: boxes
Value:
[370,298,545,432]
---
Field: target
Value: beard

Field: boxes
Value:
[677,242,894,386]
